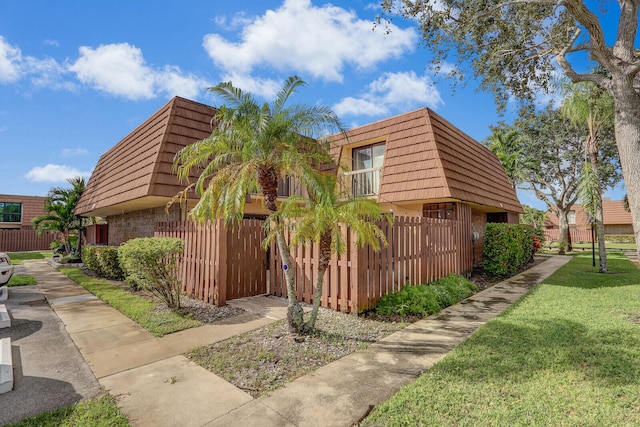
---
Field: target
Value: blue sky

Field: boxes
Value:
[0,0,626,210]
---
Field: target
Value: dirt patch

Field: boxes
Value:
[187,307,406,397]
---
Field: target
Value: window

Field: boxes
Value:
[0,202,21,223]
[486,212,508,223]
[423,203,457,220]
[567,210,576,225]
[351,143,385,196]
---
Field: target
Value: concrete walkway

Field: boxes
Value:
[18,255,570,426]
[24,260,287,426]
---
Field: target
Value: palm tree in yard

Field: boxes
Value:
[268,172,388,332]
[32,176,86,256]
[173,76,345,333]
[561,81,614,273]
[486,130,530,191]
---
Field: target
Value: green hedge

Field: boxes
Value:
[119,237,184,309]
[82,246,125,280]
[483,223,535,278]
[375,275,477,317]
[605,234,636,244]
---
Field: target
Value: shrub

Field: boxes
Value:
[375,275,477,317]
[82,246,101,273]
[483,223,535,278]
[82,245,125,281]
[97,247,125,280]
[605,234,636,244]
[119,237,184,309]
[60,254,82,264]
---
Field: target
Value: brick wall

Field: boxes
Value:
[107,205,181,246]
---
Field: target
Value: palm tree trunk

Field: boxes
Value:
[304,231,332,332]
[587,137,607,273]
[275,228,304,333]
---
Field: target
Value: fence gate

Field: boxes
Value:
[155,219,268,306]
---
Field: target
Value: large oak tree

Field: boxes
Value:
[381,0,640,256]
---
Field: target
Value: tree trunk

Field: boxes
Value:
[275,228,304,333]
[304,231,332,332]
[587,139,607,273]
[557,209,571,254]
[611,78,640,259]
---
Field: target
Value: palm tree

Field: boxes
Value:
[268,173,388,332]
[32,176,86,256]
[486,130,531,190]
[561,81,614,273]
[173,76,345,333]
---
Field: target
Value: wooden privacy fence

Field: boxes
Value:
[0,229,56,252]
[544,228,593,243]
[270,209,473,313]
[154,219,267,306]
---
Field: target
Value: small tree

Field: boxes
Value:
[119,237,184,309]
[268,173,388,332]
[173,76,345,334]
[32,176,86,257]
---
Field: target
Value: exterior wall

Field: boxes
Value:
[107,205,181,246]
[471,208,486,266]
[0,194,47,230]
[507,212,520,224]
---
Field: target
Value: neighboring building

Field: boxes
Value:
[327,107,523,263]
[0,194,56,252]
[0,194,47,230]
[544,200,633,235]
[77,98,522,264]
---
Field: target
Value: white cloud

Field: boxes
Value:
[61,148,89,157]
[213,12,253,31]
[203,0,416,84]
[25,164,92,183]
[43,39,60,47]
[218,72,282,99]
[69,43,208,100]
[0,36,23,83]
[333,71,443,117]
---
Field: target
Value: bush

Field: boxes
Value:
[82,246,125,281]
[483,223,535,278]
[97,247,125,280]
[119,237,184,309]
[605,234,636,244]
[375,275,477,317]
[60,255,82,264]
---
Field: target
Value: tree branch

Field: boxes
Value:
[613,0,639,66]
[555,28,609,88]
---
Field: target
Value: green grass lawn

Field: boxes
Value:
[59,268,201,337]
[6,251,53,265]
[7,395,129,427]
[367,253,640,426]
[7,274,37,286]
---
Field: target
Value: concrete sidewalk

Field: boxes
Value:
[19,255,570,426]
[0,266,100,425]
[24,260,287,426]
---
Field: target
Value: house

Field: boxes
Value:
[76,96,298,245]
[0,194,56,251]
[77,98,522,311]
[544,200,633,240]
[0,194,47,230]
[327,107,523,262]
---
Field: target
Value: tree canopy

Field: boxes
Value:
[381,0,640,256]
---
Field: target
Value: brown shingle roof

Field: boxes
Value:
[545,200,632,228]
[76,97,216,217]
[328,108,522,213]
